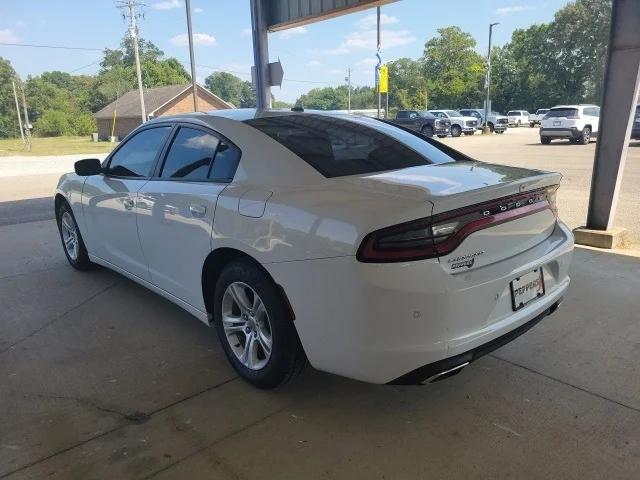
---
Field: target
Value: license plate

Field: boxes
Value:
[553,120,561,126]
[510,268,545,311]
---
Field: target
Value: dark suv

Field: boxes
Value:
[392,110,450,138]
[632,105,640,140]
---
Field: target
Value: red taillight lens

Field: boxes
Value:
[356,186,558,263]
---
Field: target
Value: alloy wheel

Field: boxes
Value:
[221,282,273,370]
[60,211,79,261]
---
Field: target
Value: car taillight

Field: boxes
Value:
[357,186,558,263]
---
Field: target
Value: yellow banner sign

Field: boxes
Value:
[379,65,388,93]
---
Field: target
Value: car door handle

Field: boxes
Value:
[123,198,135,210]
[189,204,207,217]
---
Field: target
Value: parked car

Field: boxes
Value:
[540,105,600,145]
[507,110,530,127]
[458,109,508,133]
[631,105,640,140]
[392,110,450,138]
[55,109,573,388]
[529,109,550,127]
[428,110,478,137]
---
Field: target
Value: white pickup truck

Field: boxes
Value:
[529,109,550,127]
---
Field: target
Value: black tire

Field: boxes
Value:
[421,125,434,138]
[496,130,505,134]
[540,136,552,144]
[451,125,462,137]
[517,120,521,127]
[56,201,93,270]
[437,134,447,138]
[578,127,591,145]
[488,122,495,133]
[463,131,474,136]
[213,259,307,389]
[529,122,535,128]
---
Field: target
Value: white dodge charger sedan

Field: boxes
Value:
[55,109,573,388]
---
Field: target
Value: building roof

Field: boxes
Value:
[94,83,232,119]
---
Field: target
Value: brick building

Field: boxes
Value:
[94,84,233,140]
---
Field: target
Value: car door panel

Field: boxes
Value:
[135,125,238,311]
[81,125,173,281]
[137,182,224,310]
[82,176,150,280]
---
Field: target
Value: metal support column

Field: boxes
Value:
[250,0,271,110]
[586,0,640,231]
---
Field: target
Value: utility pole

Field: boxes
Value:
[118,0,146,122]
[483,22,499,134]
[345,68,351,113]
[20,85,32,151]
[185,0,198,112]
[376,6,381,119]
[11,80,24,142]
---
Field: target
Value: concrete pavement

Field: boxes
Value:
[0,219,639,479]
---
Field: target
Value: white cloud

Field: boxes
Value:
[305,60,322,67]
[193,7,203,13]
[357,57,379,67]
[0,29,19,43]
[322,29,415,55]
[496,5,535,16]
[356,13,399,30]
[170,33,217,46]
[241,27,252,37]
[276,26,307,40]
[153,0,181,10]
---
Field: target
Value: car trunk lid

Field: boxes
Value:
[341,161,560,269]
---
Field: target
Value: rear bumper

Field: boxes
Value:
[267,221,574,384]
[540,127,581,139]
[390,298,562,384]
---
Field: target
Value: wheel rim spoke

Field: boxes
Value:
[229,284,251,311]
[60,212,79,260]
[221,282,273,371]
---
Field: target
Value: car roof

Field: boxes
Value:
[550,104,598,109]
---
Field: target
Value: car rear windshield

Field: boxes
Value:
[546,108,579,119]
[244,114,461,178]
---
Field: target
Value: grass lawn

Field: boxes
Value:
[0,136,116,157]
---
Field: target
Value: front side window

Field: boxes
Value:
[107,126,172,177]
[245,114,460,178]
[161,127,219,181]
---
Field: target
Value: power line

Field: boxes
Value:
[0,42,103,51]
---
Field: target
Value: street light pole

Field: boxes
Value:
[185,0,199,112]
[483,22,499,134]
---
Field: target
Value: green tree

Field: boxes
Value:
[422,26,486,109]
[204,72,256,107]
[0,57,20,138]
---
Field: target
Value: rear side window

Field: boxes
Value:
[245,114,459,178]
[546,108,579,119]
[107,126,171,177]
[397,111,409,119]
[160,127,219,180]
[507,111,521,116]
[209,141,241,182]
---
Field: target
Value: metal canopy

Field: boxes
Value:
[266,0,398,31]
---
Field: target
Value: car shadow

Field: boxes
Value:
[0,197,54,227]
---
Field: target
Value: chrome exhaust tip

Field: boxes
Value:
[422,361,470,384]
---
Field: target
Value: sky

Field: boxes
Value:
[0,0,571,103]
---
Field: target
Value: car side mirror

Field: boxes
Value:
[74,158,103,176]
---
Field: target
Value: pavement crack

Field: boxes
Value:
[489,354,640,414]
[22,392,150,425]
[0,377,239,479]
[0,281,119,356]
